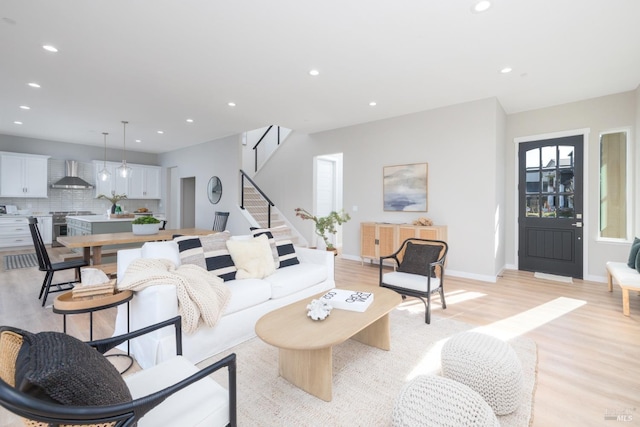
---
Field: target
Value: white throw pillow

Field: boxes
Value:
[141,241,181,266]
[226,234,276,279]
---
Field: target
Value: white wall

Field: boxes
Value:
[505,90,638,281]
[255,98,504,281]
[158,134,252,235]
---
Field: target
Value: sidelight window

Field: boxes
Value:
[599,129,630,240]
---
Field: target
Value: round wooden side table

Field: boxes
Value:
[53,290,134,372]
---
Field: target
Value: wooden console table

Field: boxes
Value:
[360,222,447,264]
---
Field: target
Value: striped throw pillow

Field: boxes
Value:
[251,227,299,269]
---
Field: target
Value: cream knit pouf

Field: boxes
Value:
[441,331,524,415]
[392,375,499,427]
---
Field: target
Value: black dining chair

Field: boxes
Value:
[213,211,230,231]
[27,217,88,307]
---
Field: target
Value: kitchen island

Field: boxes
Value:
[66,215,134,237]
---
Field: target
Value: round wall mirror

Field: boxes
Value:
[207,176,222,204]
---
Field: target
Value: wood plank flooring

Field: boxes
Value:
[1,246,639,426]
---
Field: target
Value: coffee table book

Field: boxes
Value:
[321,289,374,312]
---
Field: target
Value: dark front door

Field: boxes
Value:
[518,135,584,278]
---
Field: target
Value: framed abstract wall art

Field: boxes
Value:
[383,163,428,212]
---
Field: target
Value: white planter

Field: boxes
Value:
[132,223,160,235]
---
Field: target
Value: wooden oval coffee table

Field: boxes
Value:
[255,284,401,401]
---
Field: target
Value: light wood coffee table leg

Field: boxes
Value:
[279,347,333,401]
[351,313,391,350]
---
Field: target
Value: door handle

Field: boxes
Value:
[571,222,583,228]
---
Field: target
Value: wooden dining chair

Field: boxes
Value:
[27,217,88,307]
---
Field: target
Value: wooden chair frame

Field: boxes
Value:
[379,238,449,324]
[0,316,237,426]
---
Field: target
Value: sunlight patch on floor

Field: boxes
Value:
[471,296,586,340]
[395,290,486,316]
[406,296,586,380]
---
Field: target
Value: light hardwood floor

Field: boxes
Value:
[1,247,639,426]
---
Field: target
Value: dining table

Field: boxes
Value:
[56,228,215,265]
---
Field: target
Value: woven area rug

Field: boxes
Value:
[208,307,537,427]
[2,253,38,270]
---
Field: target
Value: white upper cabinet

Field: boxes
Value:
[0,152,49,198]
[93,161,161,199]
[128,165,161,199]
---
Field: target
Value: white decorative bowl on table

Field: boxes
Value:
[132,223,160,235]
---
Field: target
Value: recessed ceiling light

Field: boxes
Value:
[19,105,30,110]
[42,44,58,52]
[369,101,377,107]
[186,118,194,123]
[14,121,23,125]
[309,69,320,76]
[471,0,491,13]
[27,82,41,88]
[500,67,513,74]
[157,130,164,134]
[228,102,236,107]
[135,139,142,143]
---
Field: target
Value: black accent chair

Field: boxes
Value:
[213,211,230,231]
[0,316,237,427]
[379,238,448,324]
[28,217,88,307]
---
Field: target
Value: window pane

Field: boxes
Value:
[600,131,627,239]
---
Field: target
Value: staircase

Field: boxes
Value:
[242,186,285,228]
[241,178,306,247]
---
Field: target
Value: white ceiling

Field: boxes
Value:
[1,0,639,154]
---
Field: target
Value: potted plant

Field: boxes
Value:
[97,191,128,214]
[131,216,161,235]
[295,207,350,253]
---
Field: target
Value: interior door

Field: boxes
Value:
[518,135,584,278]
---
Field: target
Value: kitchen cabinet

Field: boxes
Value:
[93,161,160,199]
[128,165,161,199]
[360,222,448,264]
[0,215,53,248]
[0,152,49,198]
[0,217,32,248]
[36,216,53,245]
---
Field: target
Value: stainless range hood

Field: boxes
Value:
[50,160,94,189]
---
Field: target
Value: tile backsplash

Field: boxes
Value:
[0,159,160,214]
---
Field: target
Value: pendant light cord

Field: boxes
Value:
[102,132,108,167]
[121,120,129,165]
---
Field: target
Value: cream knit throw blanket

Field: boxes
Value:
[118,258,231,334]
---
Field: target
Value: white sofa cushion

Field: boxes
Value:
[382,271,441,293]
[125,356,229,427]
[264,262,329,299]
[141,241,181,266]
[223,278,272,315]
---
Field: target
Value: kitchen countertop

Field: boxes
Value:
[0,213,52,218]
[66,215,134,223]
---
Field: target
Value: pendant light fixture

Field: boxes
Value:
[117,120,132,178]
[98,132,111,182]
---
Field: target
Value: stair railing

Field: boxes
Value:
[252,125,280,172]
[240,169,275,228]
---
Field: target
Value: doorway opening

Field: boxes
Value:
[181,177,196,228]
[314,153,344,249]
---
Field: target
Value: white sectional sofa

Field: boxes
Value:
[113,235,335,369]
